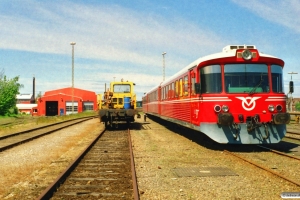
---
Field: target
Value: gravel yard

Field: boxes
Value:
[131,116,300,200]
[0,118,104,199]
[0,116,299,199]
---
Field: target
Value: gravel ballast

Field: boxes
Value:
[131,117,300,200]
[0,116,299,199]
[0,118,104,199]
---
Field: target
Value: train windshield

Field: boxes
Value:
[224,64,269,93]
[113,84,131,93]
[271,65,284,93]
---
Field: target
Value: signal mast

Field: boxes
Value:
[288,72,297,112]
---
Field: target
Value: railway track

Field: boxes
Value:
[285,131,300,141]
[37,128,139,200]
[0,117,94,152]
[0,117,37,128]
[257,145,300,161]
[0,120,26,128]
[224,148,300,187]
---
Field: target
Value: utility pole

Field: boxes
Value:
[70,42,76,114]
[162,52,166,81]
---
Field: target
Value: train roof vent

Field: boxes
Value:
[223,45,256,53]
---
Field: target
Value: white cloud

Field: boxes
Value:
[0,1,225,66]
[231,0,300,33]
[0,1,227,100]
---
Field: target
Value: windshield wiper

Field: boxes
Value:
[249,76,263,95]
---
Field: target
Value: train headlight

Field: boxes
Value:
[276,105,283,112]
[242,49,253,60]
[214,105,221,112]
[268,105,275,112]
[222,105,229,112]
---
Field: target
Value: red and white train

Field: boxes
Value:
[142,45,290,144]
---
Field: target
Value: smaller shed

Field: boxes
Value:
[16,94,34,104]
[16,104,37,114]
[36,87,97,116]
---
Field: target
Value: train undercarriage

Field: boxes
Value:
[99,108,136,128]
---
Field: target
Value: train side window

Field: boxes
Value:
[175,81,178,97]
[271,65,284,93]
[166,85,169,99]
[169,84,171,98]
[184,75,188,96]
[165,85,167,99]
[171,82,175,98]
[179,78,183,96]
[165,86,167,99]
[166,84,169,99]
[191,76,195,95]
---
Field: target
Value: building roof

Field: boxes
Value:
[44,87,96,96]
[16,94,32,99]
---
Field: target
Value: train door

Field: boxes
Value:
[190,69,199,125]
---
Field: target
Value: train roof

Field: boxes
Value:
[144,45,281,95]
[110,80,135,84]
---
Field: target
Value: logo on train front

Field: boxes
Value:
[236,97,261,111]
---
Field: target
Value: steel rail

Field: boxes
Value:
[284,136,300,141]
[286,131,300,136]
[36,128,106,200]
[0,120,25,128]
[224,150,300,187]
[128,129,140,200]
[0,118,93,152]
[0,116,96,140]
[257,145,300,161]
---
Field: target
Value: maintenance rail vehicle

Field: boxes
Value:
[99,79,137,128]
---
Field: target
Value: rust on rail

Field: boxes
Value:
[128,129,140,200]
[224,150,300,187]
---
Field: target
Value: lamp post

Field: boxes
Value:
[288,72,298,112]
[162,52,166,81]
[70,42,76,114]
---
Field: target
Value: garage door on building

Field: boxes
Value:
[66,101,78,115]
[83,102,94,111]
[46,101,58,116]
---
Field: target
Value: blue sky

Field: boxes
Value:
[1,0,300,101]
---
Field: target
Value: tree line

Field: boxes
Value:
[0,69,23,116]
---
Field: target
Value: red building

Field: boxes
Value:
[16,94,37,114]
[36,87,97,116]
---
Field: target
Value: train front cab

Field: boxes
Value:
[99,81,137,127]
[193,48,290,144]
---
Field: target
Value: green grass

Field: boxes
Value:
[35,111,97,124]
[0,111,98,133]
